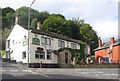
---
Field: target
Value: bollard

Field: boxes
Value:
[40,61,42,68]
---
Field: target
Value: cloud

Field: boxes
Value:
[61,1,118,23]
[91,20,118,42]
[1,0,119,41]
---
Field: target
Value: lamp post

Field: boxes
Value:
[27,0,36,67]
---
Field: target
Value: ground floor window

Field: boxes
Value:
[47,50,52,60]
[22,51,26,59]
[35,50,45,59]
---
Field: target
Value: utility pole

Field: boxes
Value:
[27,0,36,68]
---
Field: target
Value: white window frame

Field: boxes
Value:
[71,43,77,49]
[22,51,26,59]
[58,40,65,48]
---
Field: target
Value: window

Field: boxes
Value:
[35,50,45,59]
[47,50,52,60]
[12,40,14,45]
[39,52,45,59]
[35,50,39,59]
[58,40,65,48]
[71,43,77,49]
[46,38,51,45]
[22,51,26,59]
[7,40,10,48]
[41,37,51,45]
[32,38,40,45]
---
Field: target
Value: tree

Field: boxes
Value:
[80,23,94,42]
[2,7,15,17]
[67,20,82,40]
[80,23,98,55]
[31,18,37,29]
[6,12,15,28]
[38,11,49,24]
[50,14,65,19]
[16,6,40,28]
[43,15,72,37]
[2,28,12,50]
[2,7,15,29]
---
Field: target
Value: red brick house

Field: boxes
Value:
[94,37,120,63]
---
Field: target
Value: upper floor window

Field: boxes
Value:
[71,43,77,49]
[41,37,51,45]
[7,40,10,48]
[58,40,65,48]
[12,40,14,45]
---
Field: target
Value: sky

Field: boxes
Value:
[1,0,119,43]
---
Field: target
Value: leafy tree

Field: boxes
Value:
[6,12,15,27]
[2,7,15,29]
[80,23,98,55]
[43,15,72,37]
[50,14,65,19]
[2,7,15,17]
[80,23,94,42]
[2,28,12,50]
[67,20,82,40]
[31,18,37,29]
[38,11,49,24]
[16,6,40,28]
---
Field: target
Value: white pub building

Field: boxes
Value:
[5,16,84,67]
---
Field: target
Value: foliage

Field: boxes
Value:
[31,18,37,29]
[16,6,40,27]
[49,14,65,19]
[0,50,6,57]
[2,28,12,50]
[43,15,72,37]
[2,7,15,29]
[38,11,50,24]
[2,7,15,17]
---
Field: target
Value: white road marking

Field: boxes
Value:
[81,72,89,74]
[28,70,38,74]
[22,70,29,72]
[0,70,6,72]
[28,70,50,77]
[101,73,119,76]
[10,70,19,72]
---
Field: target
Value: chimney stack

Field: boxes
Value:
[15,13,19,25]
[37,21,41,30]
[98,37,102,47]
[110,37,115,44]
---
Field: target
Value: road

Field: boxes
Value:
[0,60,119,81]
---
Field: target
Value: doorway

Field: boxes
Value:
[65,53,68,63]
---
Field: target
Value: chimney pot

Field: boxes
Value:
[15,13,19,25]
[98,37,102,47]
[37,21,41,30]
[110,37,115,44]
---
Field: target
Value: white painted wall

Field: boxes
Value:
[6,24,28,63]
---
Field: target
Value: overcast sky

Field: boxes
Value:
[1,0,119,42]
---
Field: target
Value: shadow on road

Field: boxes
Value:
[1,74,119,81]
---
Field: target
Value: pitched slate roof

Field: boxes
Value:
[94,39,120,51]
[31,29,85,44]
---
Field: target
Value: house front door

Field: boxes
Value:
[65,53,68,63]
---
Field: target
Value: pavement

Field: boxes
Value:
[0,60,120,81]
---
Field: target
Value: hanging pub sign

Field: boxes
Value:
[22,36,28,46]
[32,34,40,45]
